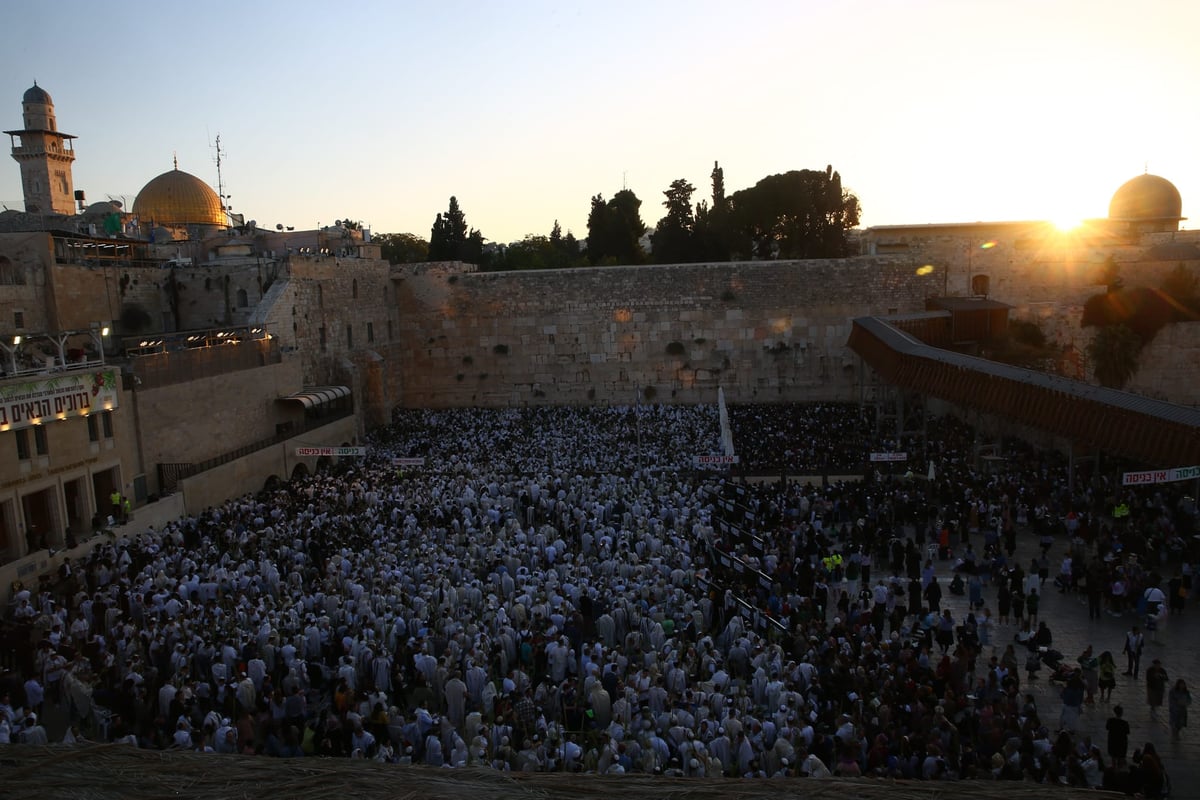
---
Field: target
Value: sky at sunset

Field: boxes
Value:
[2,0,1198,243]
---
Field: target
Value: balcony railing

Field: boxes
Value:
[0,354,106,380]
[0,329,108,380]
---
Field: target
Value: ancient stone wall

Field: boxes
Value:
[279,255,403,430]
[1126,321,1200,404]
[167,262,279,331]
[0,233,53,333]
[391,258,940,408]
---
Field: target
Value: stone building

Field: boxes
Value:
[0,86,360,593]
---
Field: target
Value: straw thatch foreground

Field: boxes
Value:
[0,744,1125,800]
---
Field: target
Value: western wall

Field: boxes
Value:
[389,258,942,409]
[23,238,1199,422]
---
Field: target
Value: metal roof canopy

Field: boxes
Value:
[278,385,351,409]
[848,316,1200,466]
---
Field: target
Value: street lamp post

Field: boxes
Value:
[89,322,111,364]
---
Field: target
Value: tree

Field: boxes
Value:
[694,161,731,262]
[1082,286,1177,343]
[1161,263,1200,316]
[429,196,472,261]
[551,220,585,268]
[1098,256,1124,293]
[728,166,860,259]
[373,232,429,264]
[651,179,697,264]
[586,194,608,264]
[463,227,486,267]
[586,189,646,265]
[1088,323,1142,389]
[495,235,557,270]
[493,220,584,271]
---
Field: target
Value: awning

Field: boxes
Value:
[278,385,351,409]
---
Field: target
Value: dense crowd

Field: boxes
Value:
[0,403,1194,796]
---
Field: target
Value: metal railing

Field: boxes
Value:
[0,354,106,380]
[0,329,109,380]
[130,334,280,391]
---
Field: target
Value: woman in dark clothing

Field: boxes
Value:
[924,576,943,615]
[1136,742,1166,799]
[997,582,1012,626]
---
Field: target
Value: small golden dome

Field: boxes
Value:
[132,168,225,227]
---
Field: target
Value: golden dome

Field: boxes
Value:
[132,168,225,227]
[1108,174,1183,222]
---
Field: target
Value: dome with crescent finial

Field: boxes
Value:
[1108,174,1183,223]
[132,167,226,227]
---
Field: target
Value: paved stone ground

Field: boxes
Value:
[926,525,1198,791]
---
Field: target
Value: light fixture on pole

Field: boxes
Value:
[0,336,21,374]
[90,322,111,364]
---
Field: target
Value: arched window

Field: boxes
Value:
[317,284,323,307]
[352,278,358,299]
[0,257,24,286]
[971,274,990,297]
[236,288,248,308]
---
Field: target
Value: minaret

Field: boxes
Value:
[5,82,77,215]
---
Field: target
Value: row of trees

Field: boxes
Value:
[369,161,861,270]
[581,162,861,265]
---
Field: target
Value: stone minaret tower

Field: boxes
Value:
[5,83,76,215]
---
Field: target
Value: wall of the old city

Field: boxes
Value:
[390,258,941,408]
[283,255,400,429]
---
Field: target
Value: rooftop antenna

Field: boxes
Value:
[211,134,231,212]
[623,171,627,191]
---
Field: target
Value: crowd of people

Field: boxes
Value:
[0,402,1194,796]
